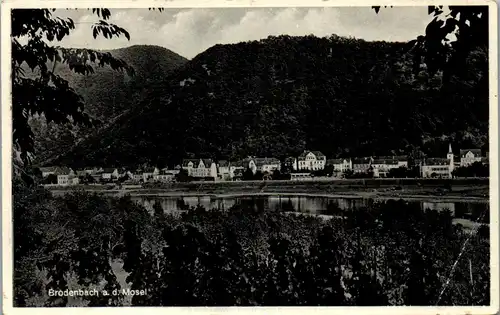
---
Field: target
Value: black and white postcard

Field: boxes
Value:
[2,0,498,314]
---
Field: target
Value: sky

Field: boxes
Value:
[53,7,434,59]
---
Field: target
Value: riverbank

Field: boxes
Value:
[48,178,490,203]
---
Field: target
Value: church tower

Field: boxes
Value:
[447,143,454,162]
[447,143,454,176]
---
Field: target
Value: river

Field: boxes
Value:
[131,194,488,222]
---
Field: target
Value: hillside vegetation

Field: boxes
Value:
[29,45,188,162]
[50,35,488,168]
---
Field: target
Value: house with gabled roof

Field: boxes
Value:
[352,157,374,174]
[421,144,455,178]
[142,167,159,182]
[83,167,103,175]
[54,167,76,186]
[460,149,482,167]
[254,157,281,173]
[297,150,326,171]
[327,158,352,175]
[153,169,176,182]
[371,158,400,178]
[132,169,144,182]
[217,160,237,180]
[182,159,217,178]
[101,168,119,181]
[377,155,408,168]
[39,166,59,178]
[236,157,281,175]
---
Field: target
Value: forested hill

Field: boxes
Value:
[50,34,489,168]
[30,45,188,162]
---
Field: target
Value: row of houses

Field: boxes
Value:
[39,146,487,185]
[420,145,488,178]
[39,166,180,186]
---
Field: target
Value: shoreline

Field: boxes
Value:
[49,188,489,203]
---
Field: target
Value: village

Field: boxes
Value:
[38,145,488,186]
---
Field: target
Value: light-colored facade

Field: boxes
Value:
[460,149,482,167]
[133,171,143,182]
[40,166,58,178]
[182,159,218,178]
[327,158,352,174]
[254,158,281,173]
[421,144,455,178]
[153,170,176,182]
[352,157,374,173]
[297,151,326,171]
[371,159,400,178]
[218,160,239,180]
[54,167,75,186]
[102,168,119,180]
[142,167,160,182]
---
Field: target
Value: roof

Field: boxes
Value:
[55,167,72,175]
[253,157,280,166]
[218,160,229,167]
[298,150,326,160]
[425,158,451,166]
[376,155,408,162]
[158,170,176,175]
[40,166,59,173]
[182,159,199,167]
[143,167,157,173]
[372,159,398,165]
[202,159,214,167]
[394,155,408,161]
[102,168,117,173]
[311,151,326,158]
[352,157,372,164]
[284,157,296,163]
[460,149,481,157]
[182,159,213,168]
[327,158,350,165]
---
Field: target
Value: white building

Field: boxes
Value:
[371,159,400,178]
[142,167,160,182]
[460,149,482,167]
[101,168,119,181]
[421,144,455,178]
[39,166,59,178]
[54,167,76,186]
[254,157,281,173]
[327,158,352,175]
[153,169,176,182]
[218,160,239,180]
[182,159,218,178]
[297,151,326,171]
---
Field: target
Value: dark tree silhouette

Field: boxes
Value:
[373,5,488,80]
[11,8,164,164]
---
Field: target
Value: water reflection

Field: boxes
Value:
[132,194,489,222]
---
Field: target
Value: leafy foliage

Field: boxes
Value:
[373,5,488,81]
[14,179,490,306]
[11,9,132,164]
[453,162,489,177]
